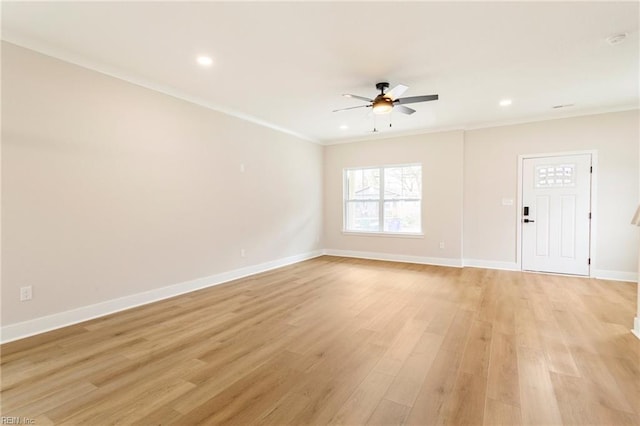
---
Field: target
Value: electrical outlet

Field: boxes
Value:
[20,286,32,301]
[439,242,445,249]
[240,249,246,258]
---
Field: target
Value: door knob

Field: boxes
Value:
[523,219,535,223]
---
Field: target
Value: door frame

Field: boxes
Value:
[516,150,598,276]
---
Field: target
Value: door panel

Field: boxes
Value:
[560,195,576,259]
[535,195,550,257]
[522,154,591,275]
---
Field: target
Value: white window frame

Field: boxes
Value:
[342,163,424,237]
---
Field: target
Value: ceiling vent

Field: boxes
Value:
[606,33,627,45]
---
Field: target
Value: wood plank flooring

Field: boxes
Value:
[1,256,638,425]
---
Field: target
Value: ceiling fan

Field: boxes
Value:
[333,82,438,115]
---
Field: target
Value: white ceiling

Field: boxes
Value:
[2,1,638,144]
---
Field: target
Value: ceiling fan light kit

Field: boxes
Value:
[372,98,394,114]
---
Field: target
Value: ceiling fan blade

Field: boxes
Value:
[395,94,439,105]
[342,94,373,102]
[386,84,408,100]
[333,105,371,112]
[395,105,416,115]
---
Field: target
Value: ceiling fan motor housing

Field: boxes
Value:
[372,82,393,113]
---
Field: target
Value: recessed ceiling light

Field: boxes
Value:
[606,33,627,46]
[196,56,213,66]
[499,99,512,107]
[339,124,349,130]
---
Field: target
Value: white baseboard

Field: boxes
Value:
[592,269,638,282]
[633,317,640,340]
[0,250,323,344]
[463,259,519,271]
[323,249,463,268]
[325,253,639,284]
[462,261,637,281]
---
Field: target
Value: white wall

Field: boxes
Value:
[323,111,638,279]
[464,111,639,276]
[1,43,323,327]
[323,131,464,264]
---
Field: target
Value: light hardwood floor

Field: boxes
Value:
[1,256,638,425]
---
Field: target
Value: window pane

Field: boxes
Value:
[384,166,421,199]
[345,201,379,232]
[346,168,380,200]
[383,200,421,233]
[384,167,403,199]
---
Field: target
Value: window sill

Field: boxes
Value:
[341,231,425,239]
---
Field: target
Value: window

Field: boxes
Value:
[344,164,422,234]
[535,164,576,188]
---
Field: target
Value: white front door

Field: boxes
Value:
[521,154,592,275]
